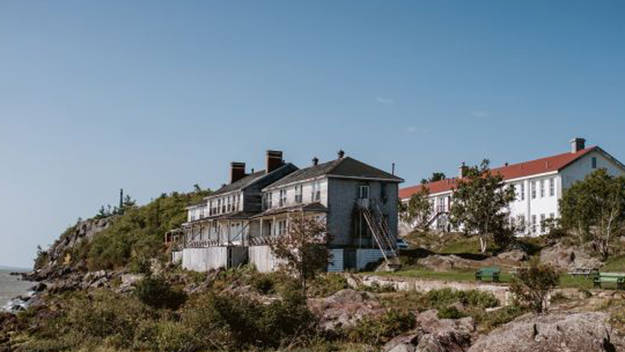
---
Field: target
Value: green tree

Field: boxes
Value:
[510,260,559,314]
[269,212,331,295]
[399,186,433,230]
[449,159,516,253]
[420,171,446,184]
[560,169,625,259]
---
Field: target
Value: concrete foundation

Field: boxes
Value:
[182,246,248,272]
[248,245,286,272]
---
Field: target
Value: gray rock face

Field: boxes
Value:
[497,249,527,262]
[540,242,602,271]
[468,312,624,352]
[383,309,474,352]
[308,289,383,330]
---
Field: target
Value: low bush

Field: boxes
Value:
[437,305,467,319]
[476,304,527,331]
[308,274,349,297]
[346,309,416,346]
[426,288,499,309]
[134,276,187,310]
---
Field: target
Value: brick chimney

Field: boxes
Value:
[230,162,246,183]
[312,157,319,166]
[266,150,283,173]
[570,137,586,153]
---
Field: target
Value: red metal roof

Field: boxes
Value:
[399,147,597,199]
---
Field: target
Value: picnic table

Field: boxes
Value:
[475,267,500,282]
[593,272,625,290]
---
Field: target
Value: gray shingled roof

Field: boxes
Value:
[265,157,402,190]
[208,163,297,197]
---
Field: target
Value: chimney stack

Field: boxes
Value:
[266,150,283,173]
[337,150,345,159]
[312,157,319,166]
[230,162,246,183]
[570,137,586,153]
[459,162,466,179]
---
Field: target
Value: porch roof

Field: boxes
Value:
[251,202,328,218]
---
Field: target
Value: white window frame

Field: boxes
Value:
[359,185,370,199]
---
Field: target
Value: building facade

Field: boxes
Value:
[399,138,625,236]
[177,150,403,272]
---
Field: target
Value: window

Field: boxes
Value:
[549,178,555,197]
[531,215,537,234]
[276,220,287,236]
[592,157,597,169]
[221,198,226,213]
[312,181,321,201]
[539,180,545,198]
[227,196,232,212]
[549,213,555,219]
[437,197,445,212]
[531,181,536,199]
[517,215,525,232]
[279,189,287,207]
[267,193,273,209]
[217,199,222,214]
[294,185,303,203]
[540,214,546,233]
[520,183,525,201]
[359,185,370,199]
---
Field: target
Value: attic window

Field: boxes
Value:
[591,157,597,169]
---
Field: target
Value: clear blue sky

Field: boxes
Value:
[1,1,624,268]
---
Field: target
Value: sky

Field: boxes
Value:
[1,1,624,268]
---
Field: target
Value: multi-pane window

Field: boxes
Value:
[359,185,370,199]
[294,185,303,203]
[227,196,232,212]
[531,215,537,234]
[276,220,287,236]
[217,199,222,214]
[549,178,555,197]
[540,180,545,198]
[437,197,445,212]
[520,183,525,201]
[221,198,226,213]
[540,214,546,233]
[312,181,321,201]
[267,193,273,209]
[279,189,287,207]
[531,181,536,199]
[592,157,597,169]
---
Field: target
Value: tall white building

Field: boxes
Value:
[399,138,625,236]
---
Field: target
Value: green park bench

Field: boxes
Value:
[475,267,501,282]
[593,272,625,290]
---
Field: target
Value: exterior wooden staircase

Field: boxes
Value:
[360,201,401,270]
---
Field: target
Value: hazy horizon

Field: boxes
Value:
[2,1,625,267]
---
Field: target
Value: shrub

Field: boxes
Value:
[476,304,527,331]
[426,288,499,309]
[347,309,416,346]
[510,260,559,313]
[134,276,187,310]
[437,305,467,319]
[308,274,349,297]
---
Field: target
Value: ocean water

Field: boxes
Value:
[0,269,34,310]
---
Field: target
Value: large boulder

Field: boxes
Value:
[418,255,476,272]
[468,312,625,352]
[383,309,474,352]
[540,242,601,271]
[308,289,383,330]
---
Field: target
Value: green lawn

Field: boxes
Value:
[602,255,625,272]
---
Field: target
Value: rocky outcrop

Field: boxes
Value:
[308,289,384,330]
[383,309,474,352]
[25,217,114,282]
[540,242,602,271]
[468,312,624,352]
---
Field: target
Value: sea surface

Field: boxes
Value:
[0,269,34,310]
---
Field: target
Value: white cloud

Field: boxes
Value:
[376,97,395,105]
